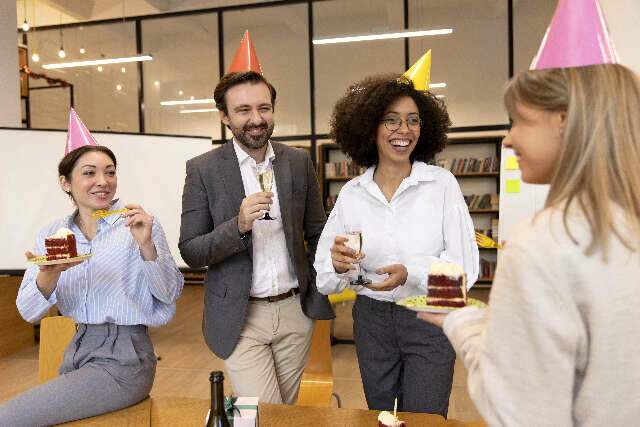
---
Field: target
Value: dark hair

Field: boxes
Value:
[213,71,277,115]
[329,74,451,167]
[58,145,117,197]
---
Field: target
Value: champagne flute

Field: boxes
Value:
[343,224,371,286]
[257,168,275,220]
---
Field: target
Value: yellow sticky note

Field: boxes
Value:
[505,156,519,170]
[506,179,521,193]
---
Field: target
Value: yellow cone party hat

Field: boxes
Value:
[402,50,431,91]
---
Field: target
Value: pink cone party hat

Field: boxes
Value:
[227,30,263,74]
[65,108,98,155]
[530,0,618,70]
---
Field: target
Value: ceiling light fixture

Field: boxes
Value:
[22,1,30,31]
[80,47,86,54]
[160,98,215,106]
[42,54,152,69]
[179,108,219,114]
[313,28,453,45]
[31,52,40,62]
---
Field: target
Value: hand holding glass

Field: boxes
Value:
[343,225,371,286]
[257,169,275,220]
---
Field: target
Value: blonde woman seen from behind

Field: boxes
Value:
[420,64,640,426]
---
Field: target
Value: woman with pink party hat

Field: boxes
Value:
[419,0,640,425]
[0,109,184,426]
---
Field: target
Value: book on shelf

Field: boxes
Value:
[324,161,366,178]
[475,218,500,243]
[464,193,499,210]
[436,156,499,174]
[326,195,338,212]
[480,258,496,281]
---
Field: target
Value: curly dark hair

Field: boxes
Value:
[329,74,451,167]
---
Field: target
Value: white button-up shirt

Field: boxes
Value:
[314,161,479,302]
[233,140,299,298]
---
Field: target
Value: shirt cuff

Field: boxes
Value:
[24,279,57,310]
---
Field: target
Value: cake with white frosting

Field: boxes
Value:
[378,411,405,427]
[45,228,78,260]
[426,262,467,308]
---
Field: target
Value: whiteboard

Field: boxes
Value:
[0,128,213,271]
[498,146,549,248]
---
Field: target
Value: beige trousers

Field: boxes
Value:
[224,293,314,404]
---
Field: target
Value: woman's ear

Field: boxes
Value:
[557,111,568,138]
[59,175,71,194]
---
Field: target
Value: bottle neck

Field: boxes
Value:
[211,379,225,414]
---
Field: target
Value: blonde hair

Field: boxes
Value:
[504,64,640,257]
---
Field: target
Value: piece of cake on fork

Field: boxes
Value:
[44,227,78,261]
[426,262,467,308]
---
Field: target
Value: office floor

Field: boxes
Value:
[0,285,483,421]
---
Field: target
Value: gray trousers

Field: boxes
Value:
[353,295,455,417]
[0,323,156,427]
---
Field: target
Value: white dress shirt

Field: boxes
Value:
[233,140,298,298]
[314,161,479,302]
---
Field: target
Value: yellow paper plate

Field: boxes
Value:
[396,295,486,313]
[29,254,92,266]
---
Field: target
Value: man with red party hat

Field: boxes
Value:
[179,31,333,405]
[419,0,640,426]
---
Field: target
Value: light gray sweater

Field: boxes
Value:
[444,207,640,426]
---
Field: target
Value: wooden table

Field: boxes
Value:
[150,397,480,427]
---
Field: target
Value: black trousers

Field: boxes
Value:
[353,295,455,417]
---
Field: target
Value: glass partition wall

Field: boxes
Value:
[21,0,556,154]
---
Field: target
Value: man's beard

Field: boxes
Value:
[231,121,275,150]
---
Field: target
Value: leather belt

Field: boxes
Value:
[249,288,300,303]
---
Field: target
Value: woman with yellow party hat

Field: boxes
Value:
[314,51,478,416]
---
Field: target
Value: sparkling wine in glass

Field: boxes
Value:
[257,169,275,220]
[344,225,371,286]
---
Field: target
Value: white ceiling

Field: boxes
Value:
[16,0,277,27]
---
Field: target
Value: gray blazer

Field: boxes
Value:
[179,141,335,359]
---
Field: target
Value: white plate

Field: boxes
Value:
[29,254,92,266]
[396,295,486,313]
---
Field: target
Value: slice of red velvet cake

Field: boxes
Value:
[426,262,467,308]
[45,228,78,261]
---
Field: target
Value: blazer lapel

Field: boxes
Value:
[273,144,295,261]
[219,141,246,220]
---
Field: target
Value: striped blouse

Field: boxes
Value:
[17,200,184,327]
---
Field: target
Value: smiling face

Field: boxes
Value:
[221,81,275,151]
[375,96,421,166]
[503,101,565,184]
[59,151,117,211]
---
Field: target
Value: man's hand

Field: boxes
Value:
[364,263,407,292]
[238,192,273,234]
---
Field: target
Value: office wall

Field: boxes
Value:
[0,129,212,271]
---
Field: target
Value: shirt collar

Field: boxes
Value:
[232,139,275,169]
[354,161,437,187]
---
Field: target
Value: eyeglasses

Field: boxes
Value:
[380,117,421,132]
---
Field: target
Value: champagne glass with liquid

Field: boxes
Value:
[257,168,275,220]
[343,224,371,286]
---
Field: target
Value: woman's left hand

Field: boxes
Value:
[122,204,155,250]
[417,312,448,328]
[364,263,407,292]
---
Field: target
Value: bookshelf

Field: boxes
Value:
[318,135,503,287]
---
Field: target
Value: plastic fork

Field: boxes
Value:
[475,231,503,249]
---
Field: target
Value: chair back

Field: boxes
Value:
[296,320,334,406]
[38,316,76,383]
